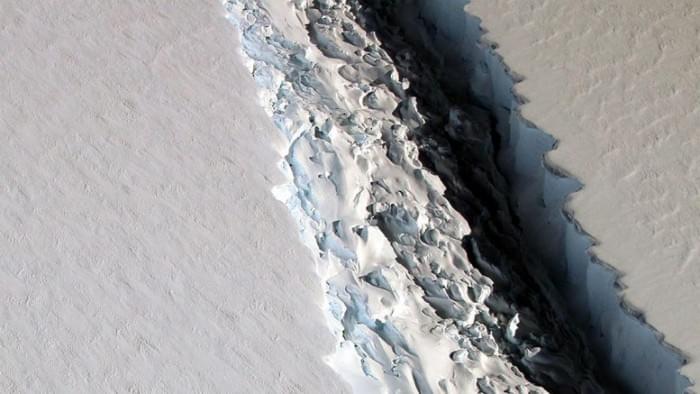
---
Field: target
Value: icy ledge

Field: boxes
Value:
[399,0,692,392]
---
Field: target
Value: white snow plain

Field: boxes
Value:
[402,0,700,392]
[0,1,348,392]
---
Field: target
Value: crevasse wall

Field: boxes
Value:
[406,0,691,392]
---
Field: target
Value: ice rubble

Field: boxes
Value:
[221,0,621,392]
[395,0,692,392]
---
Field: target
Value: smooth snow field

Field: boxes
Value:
[0,1,347,392]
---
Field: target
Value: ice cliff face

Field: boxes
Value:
[223,0,609,392]
[394,1,692,392]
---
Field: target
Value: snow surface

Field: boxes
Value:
[402,0,700,392]
[0,1,348,392]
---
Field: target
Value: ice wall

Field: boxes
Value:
[404,0,692,392]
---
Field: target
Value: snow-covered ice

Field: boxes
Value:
[223,0,628,392]
[0,1,347,392]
